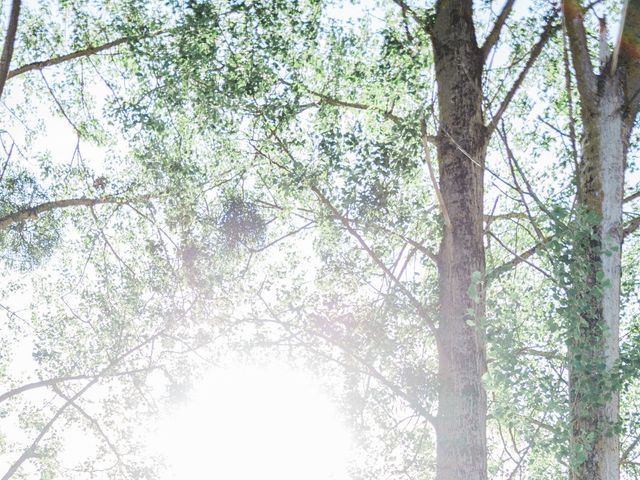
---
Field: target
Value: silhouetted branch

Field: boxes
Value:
[0,366,159,404]
[2,331,164,479]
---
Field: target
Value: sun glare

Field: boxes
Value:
[152,364,353,480]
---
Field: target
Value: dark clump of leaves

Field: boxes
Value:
[217,195,266,250]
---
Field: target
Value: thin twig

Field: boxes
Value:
[421,118,452,232]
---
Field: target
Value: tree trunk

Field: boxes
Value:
[568,74,625,480]
[561,1,640,476]
[431,1,487,478]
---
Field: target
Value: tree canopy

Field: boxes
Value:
[0,0,639,479]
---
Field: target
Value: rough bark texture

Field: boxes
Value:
[431,1,487,478]
[562,0,640,477]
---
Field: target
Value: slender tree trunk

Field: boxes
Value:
[431,1,487,478]
[0,0,21,98]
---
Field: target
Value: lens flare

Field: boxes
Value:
[151,364,352,480]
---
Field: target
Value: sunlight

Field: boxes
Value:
[152,364,353,480]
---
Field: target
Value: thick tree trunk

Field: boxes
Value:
[431,1,487,478]
[568,74,625,480]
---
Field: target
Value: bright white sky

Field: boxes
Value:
[149,364,353,480]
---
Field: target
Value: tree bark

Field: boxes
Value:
[0,0,21,98]
[568,73,625,480]
[562,0,640,477]
[431,1,487,478]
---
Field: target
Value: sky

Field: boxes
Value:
[149,364,353,480]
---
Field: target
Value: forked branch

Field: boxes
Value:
[2,331,164,479]
[616,0,640,119]
[312,185,437,333]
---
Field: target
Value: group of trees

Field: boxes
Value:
[0,0,638,479]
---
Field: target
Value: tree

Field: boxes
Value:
[121,0,559,478]
[2,1,640,479]
[61,0,561,477]
[562,0,640,478]
[0,2,233,476]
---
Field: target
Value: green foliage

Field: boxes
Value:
[0,0,639,479]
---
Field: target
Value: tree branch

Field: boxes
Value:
[488,191,640,282]
[312,186,437,333]
[624,216,640,237]
[485,212,528,222]
[0,366,159,405]
[562,0,597,108]
[621,432,640,465]
[388,228,439,264]
[616,0,640,119]
[0,195,149,231]
[261,127,438,332]
[7,36,130,81]
[487,12,559,135]
[286,80,405,124]
[1,377,98,480]
[488,231,553,280]
[253,309,438,427]
[391,0,427,31]
[0,0,21,98]
[487,239,546,282]
[481,0,517,62]
[310,317,437,426]
[52,386,125,469]
[624,190,640,203]
[2,331,164,479]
